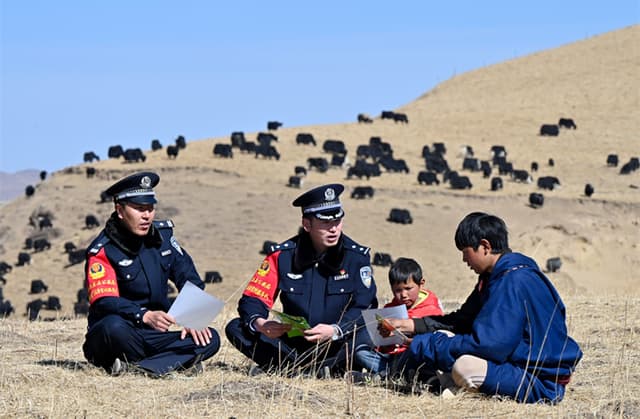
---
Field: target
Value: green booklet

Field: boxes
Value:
[270,310,311,337]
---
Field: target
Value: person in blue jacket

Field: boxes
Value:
[225,183,378,377]
[82,171,220,377]
[383,212,582,403]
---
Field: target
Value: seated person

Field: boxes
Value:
[82,172,221,377]
[384,212,583,403]
[225,184,378,377]
[354,257,443,382]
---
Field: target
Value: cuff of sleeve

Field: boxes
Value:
[413,318,428,334]
[331,324,343,341]
[135,307,147,326]
[247,315,263,333]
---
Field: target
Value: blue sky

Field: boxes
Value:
[1,1,638,173]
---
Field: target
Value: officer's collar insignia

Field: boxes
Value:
[287,273,303,280]
[161,249,172,256]
[118,259,133,266]
[360,266,372,288]
[170,236,184,255]
[140,176,152,188]
[324,188,335,201]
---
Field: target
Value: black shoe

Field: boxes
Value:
[110,358,152,377]
[110,358,127,376]
[344,370,382,385]
[318,366,332,379]
[183,361,204,377]
[423,375,443,395]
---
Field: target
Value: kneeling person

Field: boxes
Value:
[387,212,582,403]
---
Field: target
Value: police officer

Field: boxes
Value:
[82,171,220,376]
[225,183,378,377]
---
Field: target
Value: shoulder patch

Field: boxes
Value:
[154,219,175,229]
[343,239,370,256]
[268,239,296,255]
[88,235,110,255]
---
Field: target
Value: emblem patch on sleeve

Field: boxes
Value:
[170,236,184,255]
[89,262,105,279]
[86,249,119,304]
[359,266,372,288]
[257,260,270,277]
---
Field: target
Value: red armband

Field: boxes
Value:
[242,251,280,309]
[86,248,119,304]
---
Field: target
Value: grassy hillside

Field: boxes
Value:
[0,25,638,417]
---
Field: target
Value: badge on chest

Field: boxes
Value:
[332,269,349,281]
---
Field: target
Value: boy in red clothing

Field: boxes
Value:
[354,258,442,379]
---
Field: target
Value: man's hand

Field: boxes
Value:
[143,310,175,332]
[254,318,292,339]
[181,327,213,346]
[378,318,415,337]
[303,323,334,343]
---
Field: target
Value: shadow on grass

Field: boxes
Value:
[37,359,90,371]
[35,359,245,374]
[184,378,331,406]
[206,360,247,374]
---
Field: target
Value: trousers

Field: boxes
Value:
[225,317,370,376]
[440,330,566,403]
[83,314,220,376]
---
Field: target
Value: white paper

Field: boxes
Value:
[168,280,225,330]
[361,305,409,346]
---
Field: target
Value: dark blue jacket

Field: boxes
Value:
[84,216,204,328]
[237,232,378,339]
[410,252,582,381]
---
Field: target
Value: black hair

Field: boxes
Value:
[388,257,423,286]
[454,212,510,254]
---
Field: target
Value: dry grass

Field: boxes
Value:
[0,25,639,418]
[0,296,638,418]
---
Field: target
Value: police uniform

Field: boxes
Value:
[81,172,220,376]
[225,184,378,375]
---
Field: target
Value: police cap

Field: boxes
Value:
[292,183,344,220]
[105,171,160,205]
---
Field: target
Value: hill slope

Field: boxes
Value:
[0,25,638,319]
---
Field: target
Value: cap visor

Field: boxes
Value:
[121,195,157,205]
[313,208,344,220]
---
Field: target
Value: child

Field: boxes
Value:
[354,257,443,379]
